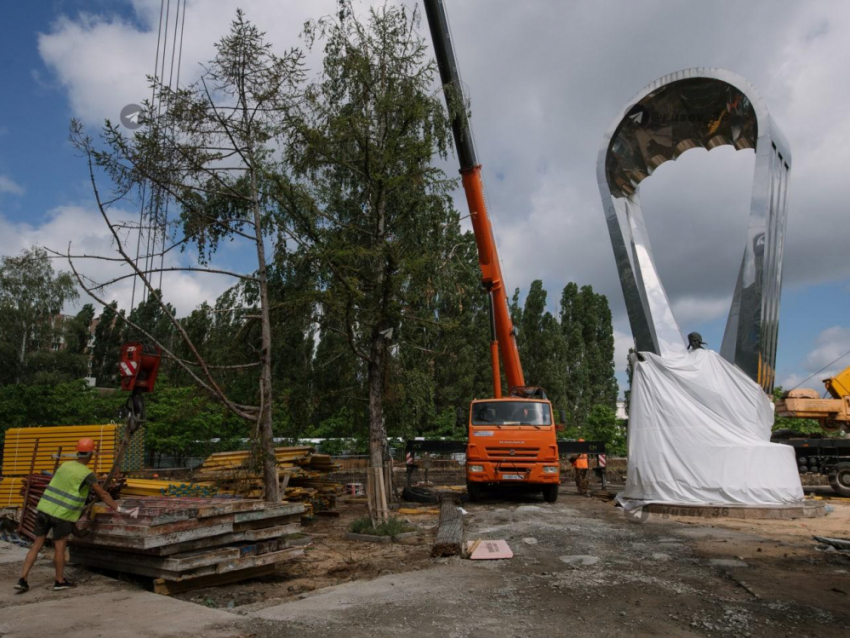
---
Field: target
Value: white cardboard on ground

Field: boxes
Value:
[621,349,804,507]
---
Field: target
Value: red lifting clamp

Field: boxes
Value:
[119,342,162,393]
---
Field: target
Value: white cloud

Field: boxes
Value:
[777,372,807,390]
[0,204,233,316]
[0,175,24,196]
[802,325,850,373]
[37,0,344,129]
[31,0,850,354]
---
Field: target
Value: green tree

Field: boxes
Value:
[559,283,618,428]
[90,302,124,387]
[513,280,568,412]
[0,247,78,384]
[281,2,456,521]
[64,303,95,356]
[68,11,305,502]
[584,404,627,456]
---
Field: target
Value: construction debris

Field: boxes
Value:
[193,447,344,514]
[813,535,850,551]
[466,539,513,560]
[69,497,308,594]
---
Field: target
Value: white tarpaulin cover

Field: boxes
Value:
[621,349,804,506]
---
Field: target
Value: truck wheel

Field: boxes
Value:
[542,484,559,503]
[467,482,481,502]
[828,463,850,497]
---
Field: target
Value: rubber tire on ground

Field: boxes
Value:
[467,482,481,502]
[828,463,850,497]
[542,484,559,503]
[401,486,439,504]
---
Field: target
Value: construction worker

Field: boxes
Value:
[15,438,119,592]
[570,439,590,496]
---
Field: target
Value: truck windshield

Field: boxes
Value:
[471,401,551,426]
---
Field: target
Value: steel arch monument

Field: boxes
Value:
[597,68,791,392]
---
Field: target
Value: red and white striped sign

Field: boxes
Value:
[598,454,607,468]
[120,360,138,378]
[406,452,413,465]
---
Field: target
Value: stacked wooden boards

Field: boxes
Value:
[69,497,308,594]
[121,478,218,498]
[1,424,144,476]
[193,447,344,512]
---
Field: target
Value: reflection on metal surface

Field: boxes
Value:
[597,69,791,392]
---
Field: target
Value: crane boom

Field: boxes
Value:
[423,0,525,396]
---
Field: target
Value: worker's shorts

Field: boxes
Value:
[33,511,74,540]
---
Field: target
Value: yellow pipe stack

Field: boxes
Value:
[1,424,145,477]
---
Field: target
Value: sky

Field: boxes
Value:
[1,0,850,395]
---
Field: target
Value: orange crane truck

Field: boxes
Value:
[419,0,574,502]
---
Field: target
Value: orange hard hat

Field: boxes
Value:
[578,438,585,442]
[76,438,96,454]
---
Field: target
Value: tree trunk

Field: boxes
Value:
[432,496,464,557]
[367,335,388,524]
[250,162,279,504]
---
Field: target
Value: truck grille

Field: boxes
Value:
[484,447,540,459]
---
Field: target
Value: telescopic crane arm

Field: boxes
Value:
[423,0,525,397]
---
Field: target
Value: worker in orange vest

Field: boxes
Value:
[570,439,590,496]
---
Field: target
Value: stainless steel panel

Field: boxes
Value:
[597,68,791,392]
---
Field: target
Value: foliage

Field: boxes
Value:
[771,386,826,435]
[511,280,619,429]
[143,386,245,466]
[0,7,624,470]
[0,247,78,384]
[0,380,124,448]
[584,404,627,456]
[349,516,413,536]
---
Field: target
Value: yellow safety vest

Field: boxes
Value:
[36,461,92,522]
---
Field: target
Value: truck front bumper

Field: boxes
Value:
[467,462,560,485]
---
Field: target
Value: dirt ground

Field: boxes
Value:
[237,485,850,637]
[4,484,850,637]
[173,502,437,610]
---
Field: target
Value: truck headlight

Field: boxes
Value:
[543,466,559,474]
[469,465,484,472]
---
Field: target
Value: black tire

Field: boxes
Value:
[542,484,559,503]
[828,463,850,497]
[467,482,481,502]
[401,486,439,504]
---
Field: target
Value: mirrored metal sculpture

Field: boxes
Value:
[597,68,791,392]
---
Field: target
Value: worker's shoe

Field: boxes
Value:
[53,579,76,591]
[14,578,29,592]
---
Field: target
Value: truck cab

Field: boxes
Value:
[466,397,561,502]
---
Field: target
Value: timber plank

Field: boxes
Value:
[86,514,232,537]
[215,546,304,574]
[153,564,278,595]
[71,523,234,550]
[240,523,301,541]
[233,503,305,523]
[70,545,241,571]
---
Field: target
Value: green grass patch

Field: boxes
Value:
[348,516,415,537]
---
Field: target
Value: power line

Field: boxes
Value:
[789,348,850,391]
